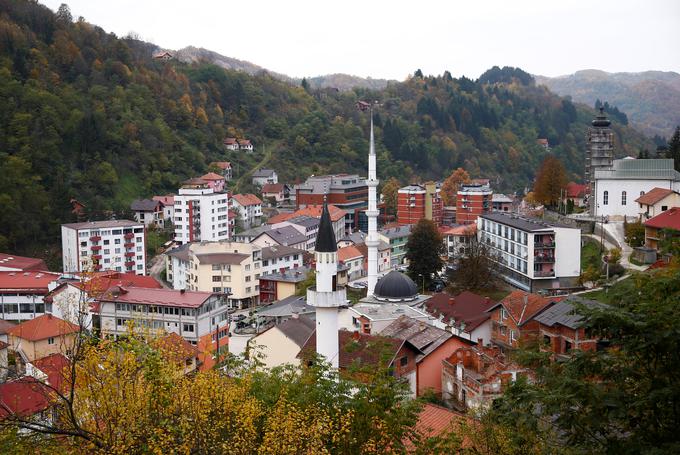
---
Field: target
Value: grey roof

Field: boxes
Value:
[492,194,513,203]
[260,267,310,283]
[257,295,315,320]
[234,225,271,240]
[339,231,367,245]
[532,296,608,330]
[595,158,680,181]
[315,201,337,252]
[130,199,160,211]
[252,169,276,178]
[273,315,316,347]
[195,253,249,265]
[62,219,141,230]
[380,225,413,239]
[287,216,319,229]
[481,212,573,232]
[258,226,307,246]
[351,302,430,321]
[166,243,192,261]
[374,271,418,300]
[261,244,302,260]
[380,315,451,357]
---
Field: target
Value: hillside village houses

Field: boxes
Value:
[153,195,176,224]
[223,137,253,152]
[261,183,288,204]
[200,172,227,193]
[130,199,165,228]
[636,187,680,221]
[174,178,230,244]
[252,169,278,186]
[231,193,263,229]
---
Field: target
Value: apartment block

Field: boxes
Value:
[62,220,146,275]
[174,179,230,244]
[294,174,368,231]
[397,183,443,226]
[456,184,492,224]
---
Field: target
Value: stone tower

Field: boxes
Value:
[586,108,614,215]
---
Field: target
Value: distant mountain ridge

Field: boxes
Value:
[173,46,393,91]
[535,70,680,138]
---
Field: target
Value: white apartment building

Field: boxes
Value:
[62,220,146,275]
[260,245,305,275]
[231,194,263,229]
[478,213,581,293]
[0,271,62,322]
[97,287,229,348]
[174,179,230,244]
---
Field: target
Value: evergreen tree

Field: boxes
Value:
[406,219,444,284]
[668,126,680,172]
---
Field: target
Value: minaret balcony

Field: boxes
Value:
[307,287,347,308]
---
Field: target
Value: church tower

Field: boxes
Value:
[307,199,346,368]
[365,111,380,296]
[586,108,614,215]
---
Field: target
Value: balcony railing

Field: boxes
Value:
[90,235,101,242]
[534,241,555,248]
[92,254,102,260]
[534,270,555,277]
[124,233,134,239]
[124,252,135,258]
[534,256,555,264]
[90,245,102,251]
[125,261,135,267]
[124,242,135,248]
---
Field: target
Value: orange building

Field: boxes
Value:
[456,184,492,225]
[486,290,557,350]
[397,183,443,226]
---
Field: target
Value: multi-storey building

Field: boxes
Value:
[294,174,368,231]
[166,241,262,309]
[152,195,175,226]
[0,253,48,272]
[260,245,305,275]
[379,225,412,267]
[200,172,226,193]
[586,108,614,215]
[456,184,492,224]
[0,271,62,322]
[62,220,147,275]
[441,224,476,262]
[130,199,165,228]
[252,169,277,186]
[209,161,232,181]
[478,213,581,292]
[231,193,263,229]
[258,267,310,304]
[251,225,308,251]
[173,179,230,244]
[397,183,443,226]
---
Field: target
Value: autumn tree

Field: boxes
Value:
[381,177,400,216]
[440,167,471,206]
[533,156,568,208]
[450,236,499,291]
[406,219,445,285]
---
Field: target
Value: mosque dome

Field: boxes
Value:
[373,271,419,302]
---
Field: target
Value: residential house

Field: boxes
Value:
[259,267,310,304]
[381,315,476,397]
[294,174,367,231]
[97,287,229,369]
[492,193,513,212]
[397,183,443,227]
[355,240,391,274]
[0,254,48,272]
[166,243,191,290]
[636,187,680,221]
[478,212,581,292]
[249,315,315,369]
[174,179,230,244]
[337,231,367,249]
[299,329,421,396]
[232,225,272,244]
[593,158,680,220]
[272,216,319,251]
[130,199,165,228]
[261,183,287,204]
[210,161,232,181]
[379,225,413,267]
[251,226,308,251]
[270,205,346,242]
[255,295,315,325]
[238,139,253,152]
[441,344,526,411]
[62,220,147,275]
[422,291,495,344]
[643,207,680,251]
[531,296,609,357]
[0,271,62,322]
[231,194,263,229]
[153,51,173,60]
[337,245,364,281]
[200,172,226,193]
[153,195,175,225]
[487,290,557,350]
[339,302,431,335]
[260,245,305,275]
[441,224,476,263]
[456,184,492,225]
[154,332,200,374]
[565,182,588,208]
[252,169,278,186]
[223,137,239,151]
[7,314,79,362]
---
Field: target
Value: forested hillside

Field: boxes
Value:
[0,1,652,263]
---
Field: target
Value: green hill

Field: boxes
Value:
[0,1,652,263]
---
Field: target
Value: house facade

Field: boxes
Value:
[421,291,494,345]
[487,291,557,350]
[62,220,147,275]
[231,194,263,229]
[644,207,680,251]
[379,225,412,267]
[338,245,364,281]
[258,267,310,304]
[130,199,164,228]
[7,314,79,362]
[441,224,476,262]
[252,169,278,186]
[456,184,492,225]
[210,161,232,181]
[200,172,226,193]
[173,179,230,244]
[635,187,680,221]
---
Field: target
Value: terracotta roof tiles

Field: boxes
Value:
[635,187,676,205]
[7,314,80,341]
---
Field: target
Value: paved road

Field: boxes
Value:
[148,253,170,288]
[602,222,647,272]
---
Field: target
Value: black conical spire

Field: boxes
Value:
[315,197,337,252]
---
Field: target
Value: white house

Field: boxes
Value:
[223,138,239,151]
[593,158,680,220]
[635,187,680,221]
[173,179,230,244]
[252,169,278,186]
[62,220,147,275]
[249,316,315,370]
[0,271,62,322]
[130,199,164,228]
[153,195,175,226]
[231,194,263,229]
[260,245,305,275]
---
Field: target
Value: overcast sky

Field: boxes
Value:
[42,0,680,81]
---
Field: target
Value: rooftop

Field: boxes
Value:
[200,172,225,181]
[350,302,429,322]
[62,219,141,230]
[252,169,276,178]
[155,332,199,362]
[0,378,51,418]
[274,315,316,348]
[0,253,48,271]
[644,207,680,231]
[210,161,231,170]
[287,215,319,229]
[441,224,477,236]
[566,182,588,199]
[293,204,346,223]
[258,225,308,246]
[0,271,61,293]
[166,243,192,262]
[338,245,363,263]
[7,314,80,341]
[195,252,250,265]
[635,187,677,205]
[488,291,560,326]
[262,183,285,193]
[256,296,315,320]
[98,287,216,309]
[381,315,451,357]
[232,193,263,206]
[594,158,680,181]
[152,194,175,205]
[480,212,572,232]
[423,291,494,332]
[532,296,607,330]
[261,244,302,260]
[130,199,161,212]
[380,224,413,239]
[235,225,272,239]
[492,193,514,203]
[259,267,310,283]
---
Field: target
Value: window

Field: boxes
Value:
[543,335,551,346]
[621,191,627,206]
[212,265,221,271]
[245,276,251,282]
[104,240,110,245]
[510,330,517,343]
[47,337,55,345]
[212,276,222,282]
[183,324,195,333]
[115,239,121,244]
[564,340,572,353]
[603,191,608,205]
[662,205,668,211]
[399,356,408,367]
[245,264,251,271]
[500,308,507,320]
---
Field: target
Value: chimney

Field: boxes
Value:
[449,297,455,306]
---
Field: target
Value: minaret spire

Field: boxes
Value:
[365,105,380,296]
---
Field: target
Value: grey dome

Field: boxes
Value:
[374,271,418,301]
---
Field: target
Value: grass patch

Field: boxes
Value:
[114,173,143,207]
[581,237,602,271]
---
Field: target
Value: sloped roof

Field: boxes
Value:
[0,378,51,418]
[531,296,607,330]
[595,158,680,181]
[0,253,48,271]
[423,291,494,331]
[130,199,161,212]
[266,212,295,224]
[210,161,231,170]
[195,253,249,265]
[644,207,680,230]
[295,204,346,223]
[566,182,587,199]
[488,291,558,326]
[98,287,215,309]
[7,314,79,341]
[256,296,315,319]
[252,169,276,178]
[200,172,225,181]
[276,316,316,348]
[414,403,462,440]
[152,194,175,205]
[0,271,60,293]
[261,244,302,260]
[338,245,363,262]
[262,183,284,193]
[441,224,477,236]
[380,224,413,239]
[257,226,307,246]
[381,315,451,357]
[260,267,310,283]
[635,187,676,205]
[77,271,162,294]
[31,353,70,392]
[232,193,262,206]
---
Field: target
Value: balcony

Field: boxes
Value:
[124,252,136,258]
[124,242,135,248]
[125,261,136,267]
[534,241,555,248]
[534,270,555,277]
[534,255,555,264]
[90,245,102,251]
[90,235,101,242]
[94,264,102,271]
[92,254,102,260]
[124,233,134,240]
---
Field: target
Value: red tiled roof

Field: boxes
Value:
[636,187,676,205]
[238,139,251,146]
[440,224,476,236]
[78,272,162,295]
[7,314,80,341]
[211,161,231,170]
[155,332,199,363]
[424,291,495,331]
[262,183,284,193]
[490,291,558,326]
[0,271,60,293]
[414,403,461,439]
[294,204,346,222]
[232,193,262,206]
[152,194,175,206]
[0,253,48,271]
[223,137,237,145]
[338,245,363,263]
[644,207,680,230]
[0,378,51,418]
[98,287,216,309]
[200,172,225,181]
[31,353,70,392]
[266,212,295,224]
[566,182,587,199]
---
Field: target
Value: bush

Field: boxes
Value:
[624,221,645,247]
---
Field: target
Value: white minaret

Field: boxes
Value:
[365,108,380,296]
[307,199,346,368]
